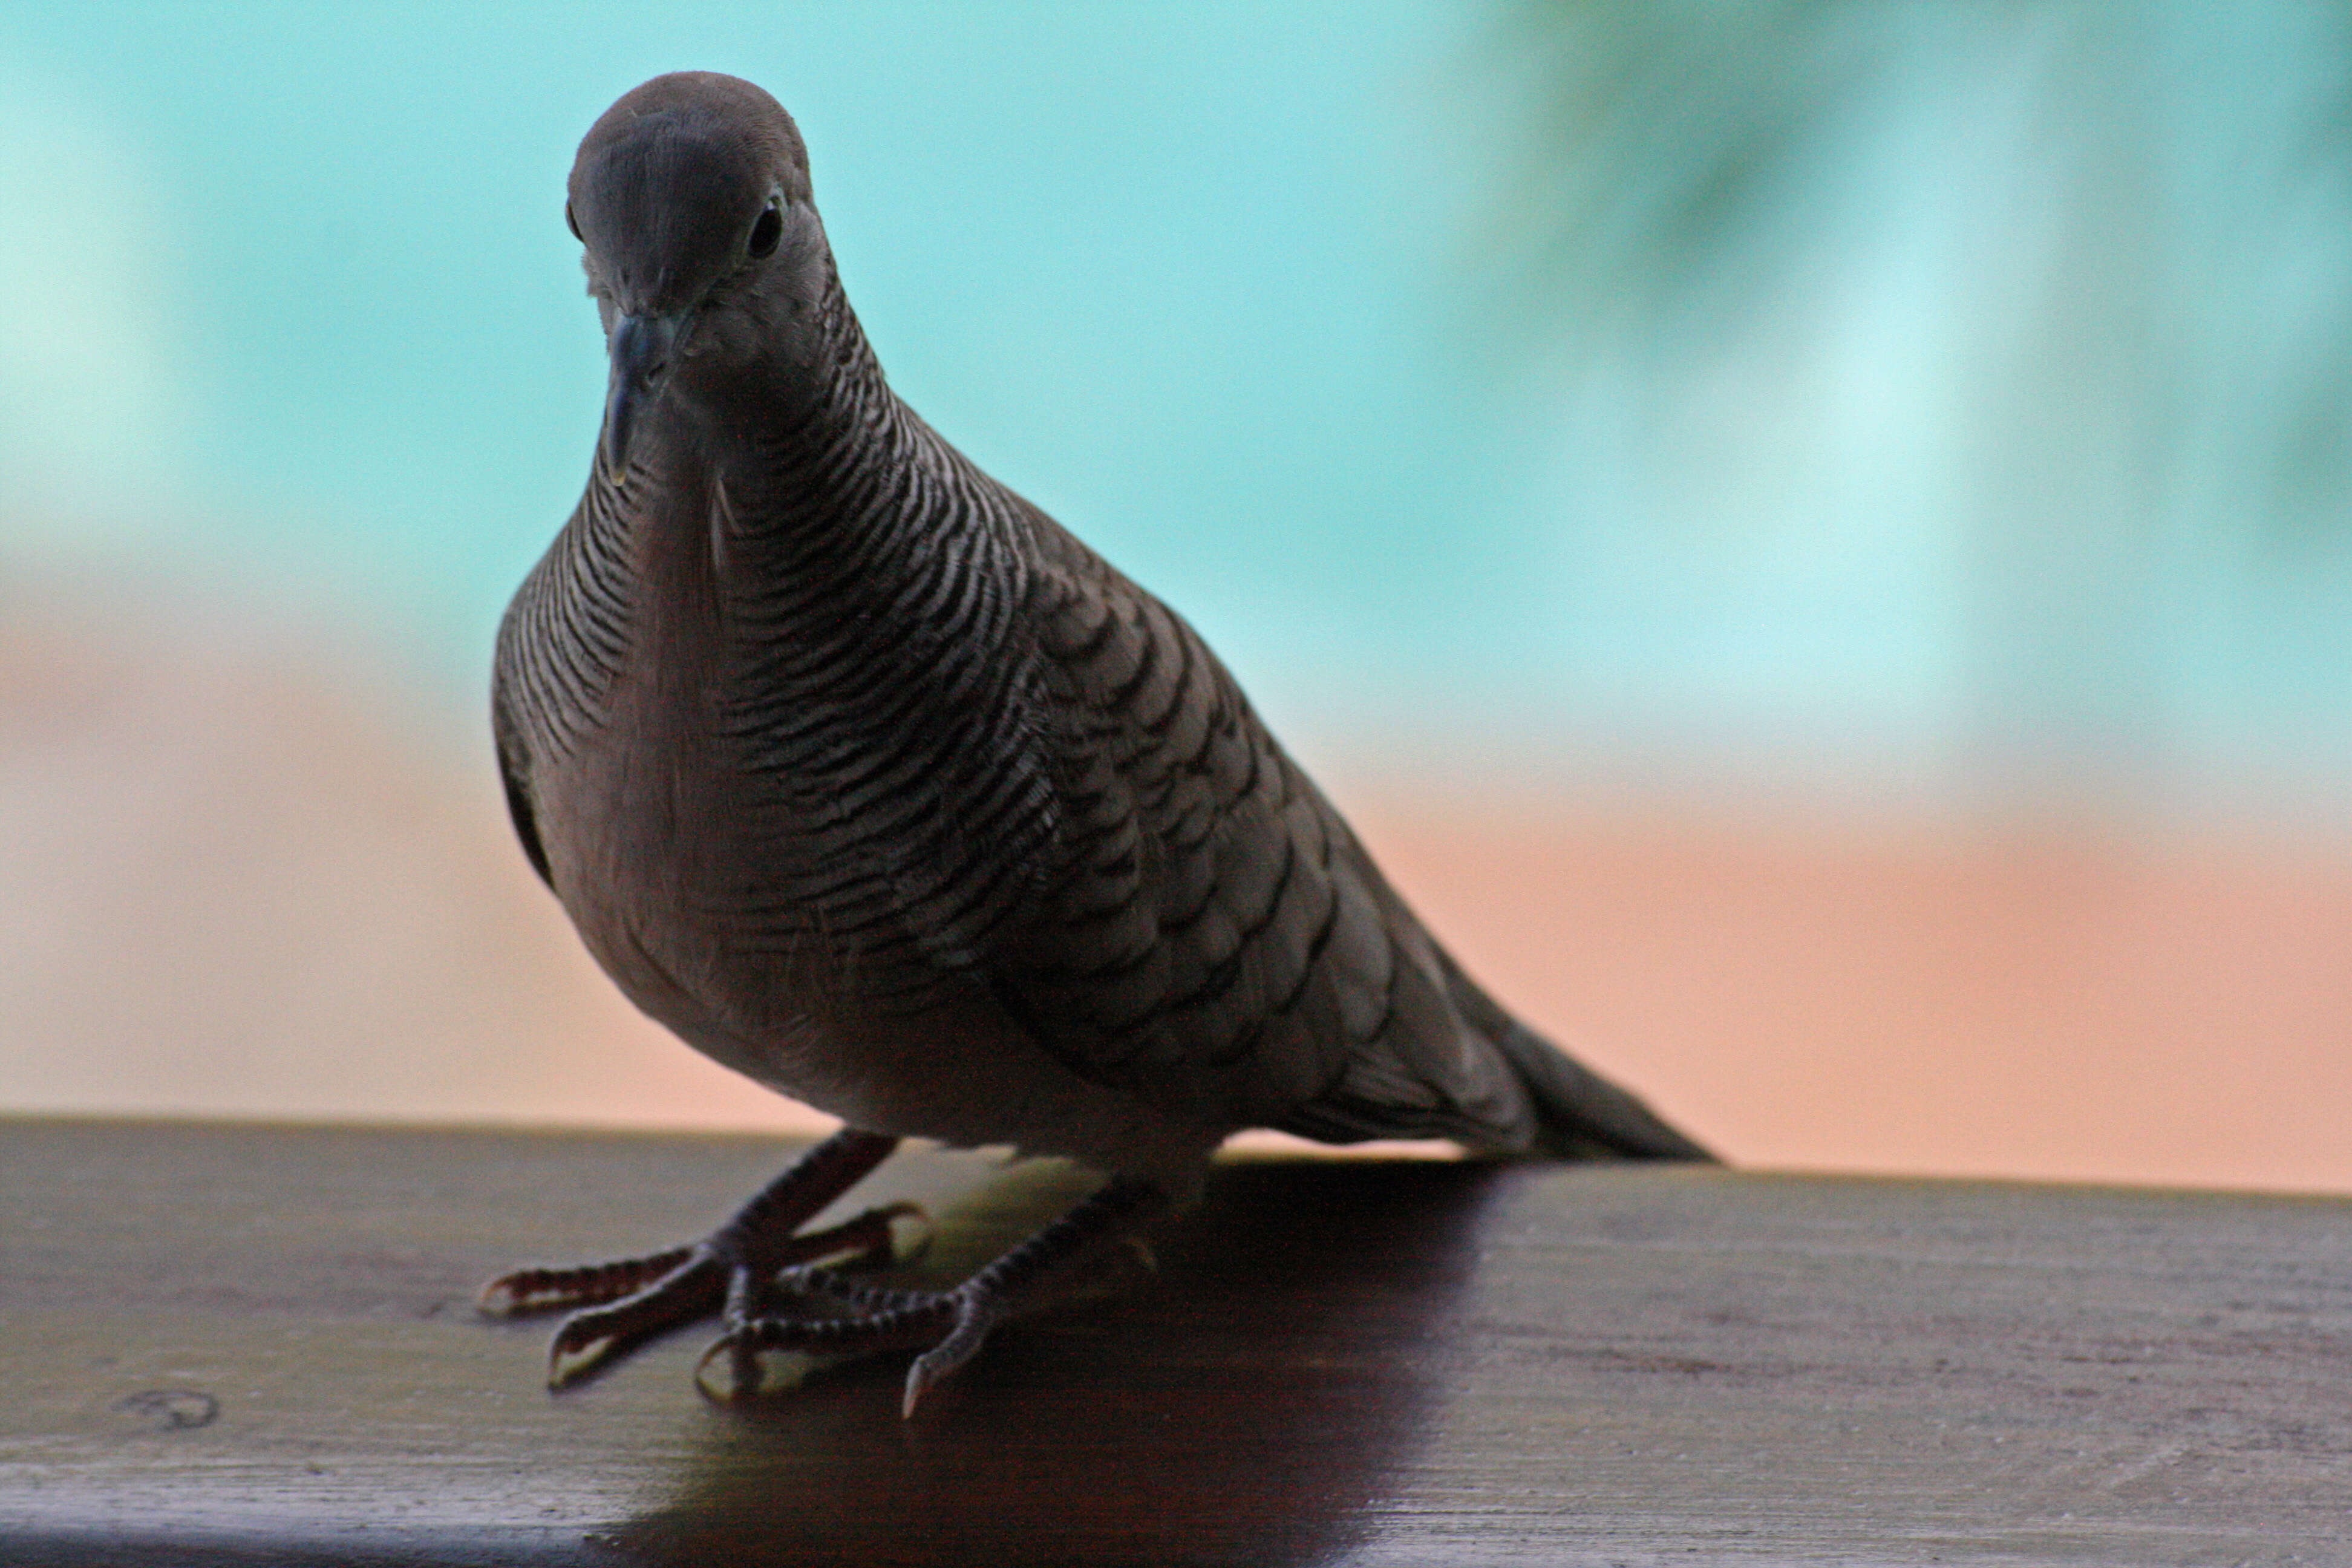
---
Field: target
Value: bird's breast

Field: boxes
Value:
[520,661,1205,1166]
[498,440,1084,1108]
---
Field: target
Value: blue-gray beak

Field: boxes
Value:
[601,310,690,475]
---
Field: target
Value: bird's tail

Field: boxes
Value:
[1435,949,1716,1163]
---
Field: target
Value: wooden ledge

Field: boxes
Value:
[5,1117,2351,1565]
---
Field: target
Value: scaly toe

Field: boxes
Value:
[543,1250,728,1388]
[901,1290,1002,1418]
[477,1244,698,1318]
[695,1287,963,1404]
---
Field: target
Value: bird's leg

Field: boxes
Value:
[700,1174,1167,1417]
[477,1128,923,1388]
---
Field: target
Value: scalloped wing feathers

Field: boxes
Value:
[995,517,1641,1154]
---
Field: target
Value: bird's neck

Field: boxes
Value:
[693,267,1021,599]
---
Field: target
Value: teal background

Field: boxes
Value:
[0,5,1489,722]
[4,1,2350,815]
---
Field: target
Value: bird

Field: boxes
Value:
[479,70,1712,1416]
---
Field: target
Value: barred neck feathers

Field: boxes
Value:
[497,465,643,766]
[697,277,1064,982]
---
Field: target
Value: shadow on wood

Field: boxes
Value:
[618,1160,1500,1567]
[8,1118,2352,1565]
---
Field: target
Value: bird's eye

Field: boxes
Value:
[748,199,783,260]
[564,201,582,242]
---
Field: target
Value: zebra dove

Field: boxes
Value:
[480,71,1711,1416]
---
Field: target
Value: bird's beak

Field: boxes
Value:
[601,310,691,476]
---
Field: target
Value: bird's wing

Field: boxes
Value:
[995,522,1541,1148]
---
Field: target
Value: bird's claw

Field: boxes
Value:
[477,1243,699,1318]
[695,1174,1163,1414]
[476,1199,934,1390]
[903,1289,1004,1417]
[690,1276,1007,1416]
[545,1248,727,1388]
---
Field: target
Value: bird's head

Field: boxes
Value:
[567,73,829,475]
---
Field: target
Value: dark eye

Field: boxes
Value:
[564,201,581,241]
[748,199,782,259]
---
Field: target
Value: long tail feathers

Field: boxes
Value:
[1489,1018,1715,1161]
[1437,950,1716,1163]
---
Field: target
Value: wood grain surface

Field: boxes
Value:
[5,1117,2351,1566]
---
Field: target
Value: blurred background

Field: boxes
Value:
[3,1,2348,1191]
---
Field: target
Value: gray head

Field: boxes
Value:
[567,73,832,472]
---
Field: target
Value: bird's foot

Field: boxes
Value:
[696,1271,1005,1417]
[497,1201,930,1388]
[473,1128,917,1388]
[696,1175,1165,1416]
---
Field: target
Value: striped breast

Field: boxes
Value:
[496,397,1068,1041]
